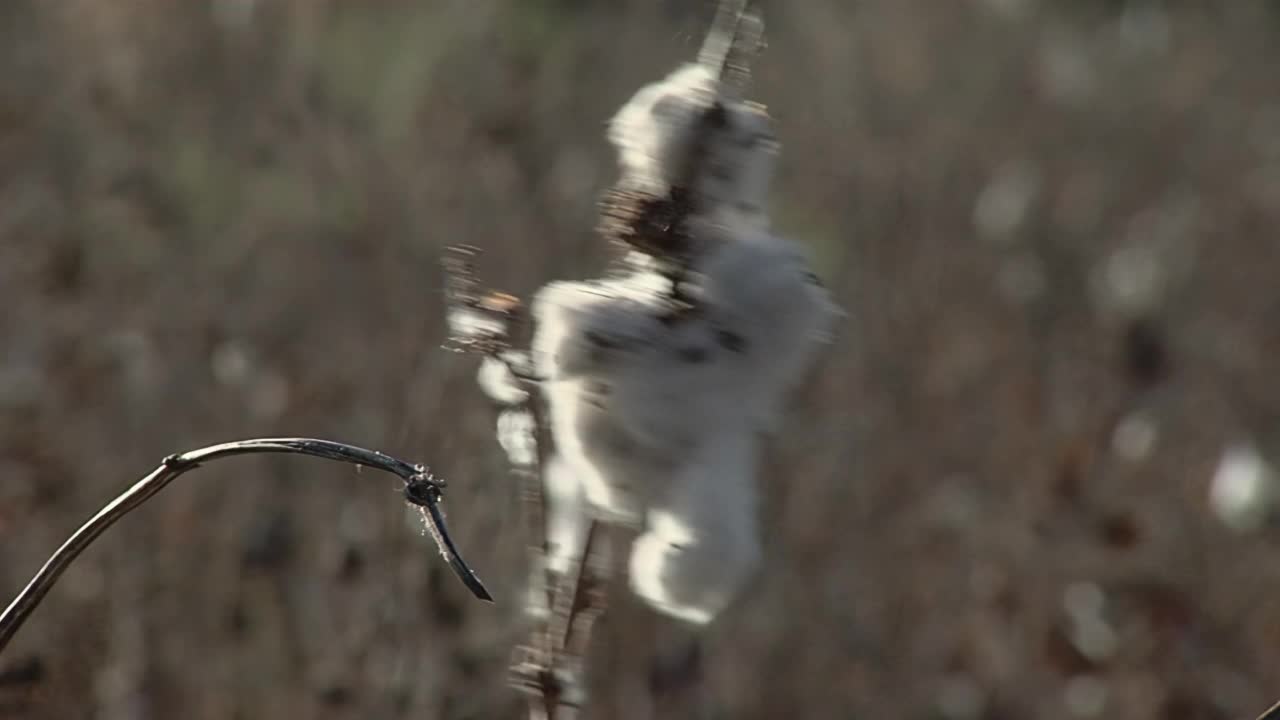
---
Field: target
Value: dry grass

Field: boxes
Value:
[2,1,1280,718]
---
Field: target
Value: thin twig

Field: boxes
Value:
[559,521,611,663]
[513,363,577,720]
[0,437,491,655]
[1259,699,1280,720]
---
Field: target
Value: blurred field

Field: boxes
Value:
[3,1,1280,718]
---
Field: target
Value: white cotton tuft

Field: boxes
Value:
[515,14,838,624]
[530,278,666,383]
[530,275,667,522]
[692,220,842,428]
[608,64,720,196]
[628,430,763,625]
[496,408,538,470]
[529,219,838,622]
[477,355,529,406]
[698,101,779,219]
[607,64,780,217]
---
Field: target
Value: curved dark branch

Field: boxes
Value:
[0,437,491,655]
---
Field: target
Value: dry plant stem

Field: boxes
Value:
[558,522,610,661]
[0,437,491,656]
[481,321,612,720]
[517,377,600,720]
[1259,699,1280,720]
[435,247,574,716]
[497,3,768,715]
[519,522,614,718]
[698,0,762,98]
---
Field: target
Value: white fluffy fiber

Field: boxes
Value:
[509,45,839,625]
[608,63,780,223]
[531,221,837,623]
[628,428,763,624]
[608,64,719,197]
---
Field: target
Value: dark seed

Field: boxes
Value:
[717,330,747,353]
[678,346,708,364]
[705,102,729,129]
[585,330,619,349]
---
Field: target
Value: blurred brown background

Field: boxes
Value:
[3,1,1280,718]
